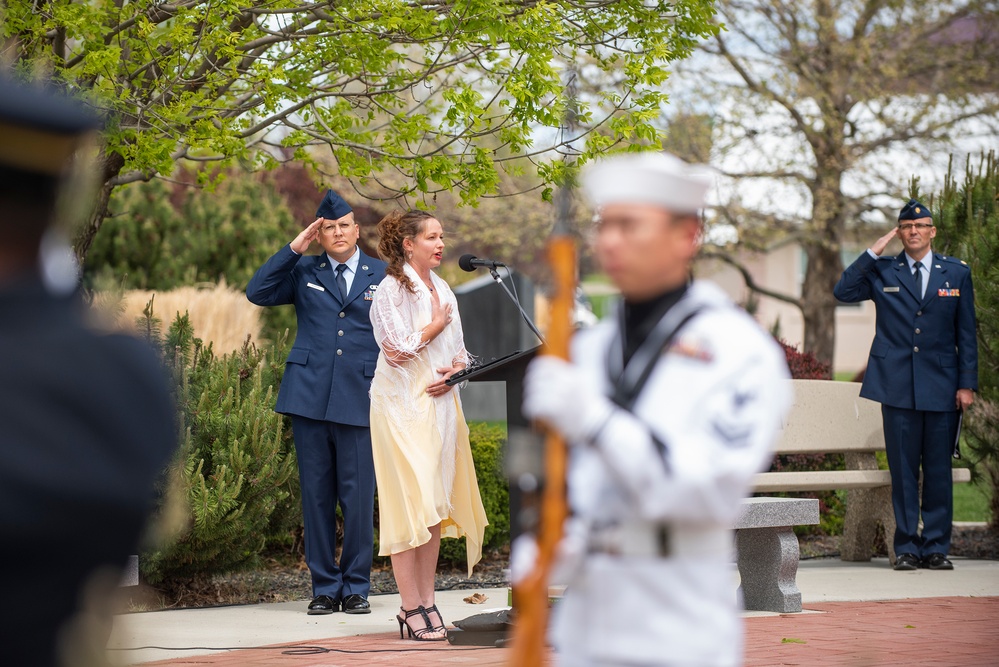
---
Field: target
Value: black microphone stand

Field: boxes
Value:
[489,266,547,346]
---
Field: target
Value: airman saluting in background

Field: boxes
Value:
[835,198,977,572]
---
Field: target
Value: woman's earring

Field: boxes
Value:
[406,251,412,260]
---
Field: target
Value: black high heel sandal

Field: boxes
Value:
[424,603,446,632]
[396,605,447,641]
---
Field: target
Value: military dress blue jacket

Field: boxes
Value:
[833,250,978,412]
[246,244,387,427]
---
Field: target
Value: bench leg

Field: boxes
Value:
[841,486,896,563]
[736,527,802,613]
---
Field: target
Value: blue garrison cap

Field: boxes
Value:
[898,198,932,222]
[315,189,352,220]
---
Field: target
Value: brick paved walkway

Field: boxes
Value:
[743,596,999,666]
[125,596,998,666]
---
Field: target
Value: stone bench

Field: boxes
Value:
[751,379,971,565]
[735,497,819,613]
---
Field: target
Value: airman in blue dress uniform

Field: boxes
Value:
[247,190,387,613]
[834,198,977,571]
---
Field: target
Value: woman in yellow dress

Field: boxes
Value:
[369,210,488,641]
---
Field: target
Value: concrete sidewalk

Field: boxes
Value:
[108,556,999,666]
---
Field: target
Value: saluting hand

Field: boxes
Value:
[870,226,899,257]
[291,218,323,254]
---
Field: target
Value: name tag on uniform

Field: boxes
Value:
[883,286,900,293]
[938,288,960,297]
[307,282,325,292]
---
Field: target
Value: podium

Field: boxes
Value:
[447,346,541,544]
[446,346,538,423]
[446,347,543,646]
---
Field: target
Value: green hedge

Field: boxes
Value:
[440,422,510,565]
[85,176,300,292]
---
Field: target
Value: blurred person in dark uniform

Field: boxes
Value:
[246,190,387,615]
[0,77,177,666]
[834,198,977,571]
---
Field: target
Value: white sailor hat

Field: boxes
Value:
[581,151,713,214]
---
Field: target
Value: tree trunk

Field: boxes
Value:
[73,150,126,268]
[800,240,841,373]
[801,160,848,372]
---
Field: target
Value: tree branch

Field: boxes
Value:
[699,248,804,311]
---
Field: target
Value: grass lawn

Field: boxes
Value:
[954,481,992,522]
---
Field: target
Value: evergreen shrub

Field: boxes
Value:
[86,176,300,291]
[84,173,301,344]
[931,152,999,528]
[139,309,300,587]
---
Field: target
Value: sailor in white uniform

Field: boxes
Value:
[523,152,792,667]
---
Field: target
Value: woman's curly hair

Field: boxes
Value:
[376,209,436,294]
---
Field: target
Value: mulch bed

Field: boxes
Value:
[798,523,999,561]
[122,526,997,612]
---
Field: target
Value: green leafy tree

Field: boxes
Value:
[930,152,999,528]
[3,0,719,266]
[683,0,999,366]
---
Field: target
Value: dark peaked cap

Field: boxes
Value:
[0,77,102,177]
[315,189,353,220]
[898,198,933,221]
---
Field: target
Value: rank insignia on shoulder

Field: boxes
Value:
[938,288,960,297]
[668,338,713,362]
[961,260,967,265]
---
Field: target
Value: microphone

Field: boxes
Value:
[456,254,546,346]
[458,254,506,272]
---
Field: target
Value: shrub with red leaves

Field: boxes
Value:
[778,339,831,380]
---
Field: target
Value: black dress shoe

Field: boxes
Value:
[342,594,371,614]
[893,553,919,571]
[307,594,339,615]
[921,553,954,570]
